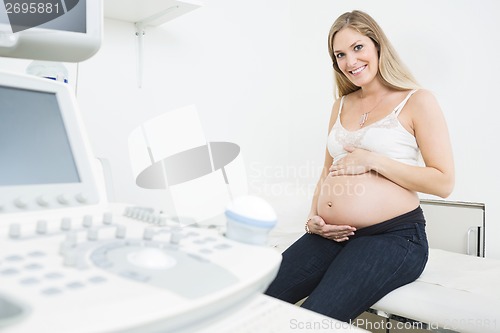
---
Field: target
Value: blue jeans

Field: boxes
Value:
[264,207,428,322]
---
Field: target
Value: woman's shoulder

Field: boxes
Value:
[410,89,438,105]
[406,89,442,119]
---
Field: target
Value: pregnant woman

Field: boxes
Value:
[265,10,454,322]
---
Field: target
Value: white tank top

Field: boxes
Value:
[327,90,420,166]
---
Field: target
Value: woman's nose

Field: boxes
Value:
[346,53,358,67]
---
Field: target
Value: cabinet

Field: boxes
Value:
[420,199,485,257]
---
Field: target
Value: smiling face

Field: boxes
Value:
[332,27,380,88]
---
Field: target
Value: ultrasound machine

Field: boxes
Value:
[0,2,366,332]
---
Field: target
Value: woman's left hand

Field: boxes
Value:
[329,146,373,176]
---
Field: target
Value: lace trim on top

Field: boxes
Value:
[334,110,401,149]
[328,90,419,165]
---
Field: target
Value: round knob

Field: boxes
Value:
[36,220,48,234]
[127,248,176,270]
[13,197,27,209]
[102,212,113,225]
[75,193,87,204]
[9,223,21,238]
[36,195,50,207]
[60,217,72,231]
[57,195,69,205]
[82,215,93,228]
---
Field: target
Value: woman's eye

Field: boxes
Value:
[354,44,363,51]
[336,53,344,59]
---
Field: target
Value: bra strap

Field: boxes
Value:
[394,89,418,116]
[338,95,346,115]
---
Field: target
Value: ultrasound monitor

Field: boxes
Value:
[0,71,100,213]
[0,0,102,62]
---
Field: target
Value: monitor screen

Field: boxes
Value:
[0,85,80,186]
[1,0,86,33]
[0,0,101,62]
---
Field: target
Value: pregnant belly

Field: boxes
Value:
[317,171,419,228]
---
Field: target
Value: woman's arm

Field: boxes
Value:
[329,89,455,198]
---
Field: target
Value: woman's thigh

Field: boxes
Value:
[302,222,428,322]
[264,233,344,303]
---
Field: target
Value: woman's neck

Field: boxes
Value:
[358,81,391,100]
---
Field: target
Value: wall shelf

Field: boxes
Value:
[104,0,202,26]
[103,0,202,88]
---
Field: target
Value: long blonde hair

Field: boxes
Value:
[327,10,420,98]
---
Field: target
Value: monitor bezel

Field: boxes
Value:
[0,71,101,213]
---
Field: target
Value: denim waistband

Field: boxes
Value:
[352,206,425,239]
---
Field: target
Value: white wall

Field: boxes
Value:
[74,0,292,210]
[2,0,499,258]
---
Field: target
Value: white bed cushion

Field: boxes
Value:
[373,249,500,333]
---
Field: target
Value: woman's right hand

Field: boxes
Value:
[308,215,356,242]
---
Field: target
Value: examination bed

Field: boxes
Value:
[371,248,500,333]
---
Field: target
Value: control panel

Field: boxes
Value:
[0,204,282,333]
[0,70,282,333]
